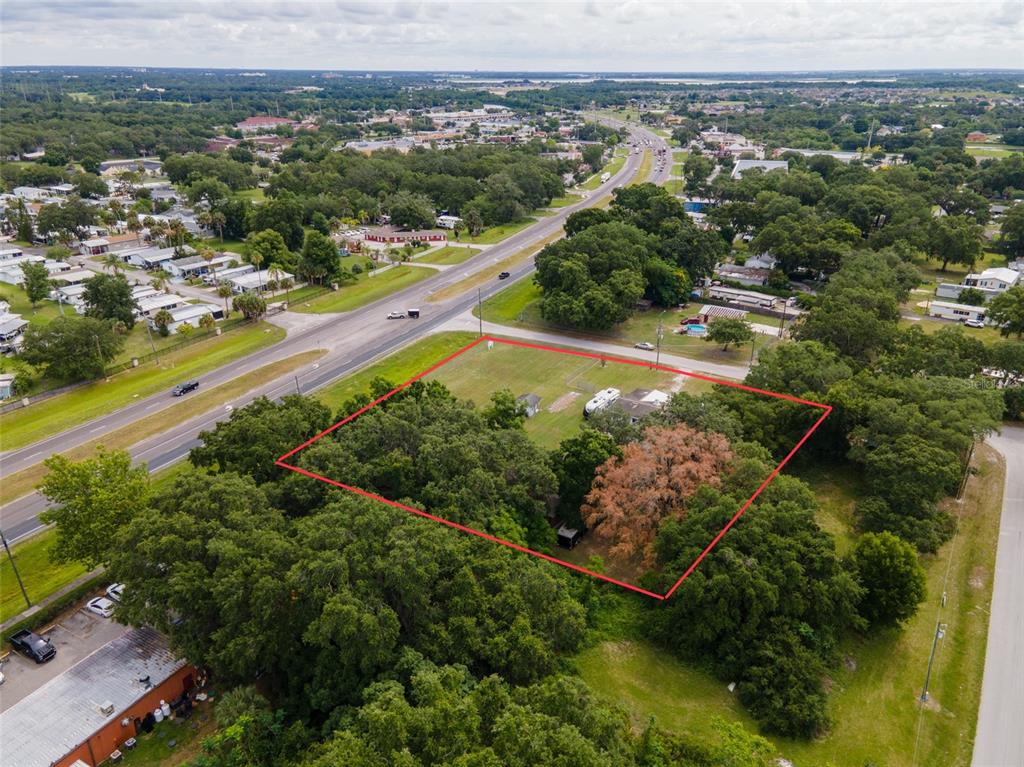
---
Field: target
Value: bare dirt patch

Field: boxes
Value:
[968,566,985,590]
[547,391,580,413]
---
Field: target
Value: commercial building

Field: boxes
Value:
[364,227,447,245]
[730,159,789,179]
[0,627,195,767]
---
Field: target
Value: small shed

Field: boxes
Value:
[557,524,584,550]
[517,393,541,418]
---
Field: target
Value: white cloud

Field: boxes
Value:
[0,0,1021,71]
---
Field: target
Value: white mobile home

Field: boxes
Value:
[928,301,987,323]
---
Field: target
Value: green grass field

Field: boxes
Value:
[628,150,653,186]
[416,245,481,266]
[0,528,89,623]
[426,339,701,449]
[477,278,777,365]
[234,187,266,202]
[316,331,479,412]
[547,194,582,208]
[455,218,537,245]
[0,285,63,326]
[575,445,1003,767]
[290,265,435,314]
[966,143,1023,159]
[0,322,285,450]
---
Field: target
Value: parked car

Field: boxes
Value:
[86,596,115,618]
[10,629,56,663]
[634,342,655,351]
[386,311,405,320]
[106,583,125,602]
[964,318,986,329]
[172,380,199,396]
[498,271,511,280]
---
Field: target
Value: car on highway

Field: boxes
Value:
[964,318,986,328]
[106,582,125,602]
[407,308,420,319]
[10,629,56,663]
[172,380,199,397]
[634,341,655,351]
[386,311,406,320]
[86,596,115,618]
[498,271,511,280]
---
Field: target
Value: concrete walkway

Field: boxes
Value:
[973,425,1024,766]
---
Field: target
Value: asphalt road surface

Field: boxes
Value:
[0,124,669,542]
[972,425,1024,767]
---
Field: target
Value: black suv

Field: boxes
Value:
[10,629,56,663]
[172,380,200,396]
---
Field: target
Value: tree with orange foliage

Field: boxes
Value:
[581,423,732,566]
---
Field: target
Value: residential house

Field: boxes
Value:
[928,300,987,323]
[164,253,235,280]
[229,268,293,294]
[79,238,110,256]
[136,293,186,318]
[936,266,1021,302]
[152,303,222,334]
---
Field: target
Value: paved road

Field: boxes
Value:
[973,425,1024,767]
[0,124,667,542]
[441,312,749,381]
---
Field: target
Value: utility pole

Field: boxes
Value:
[477,288,483,337]
[1,528,31,609]
[778,301,788,338]
[655,311,664,368]
[294,375,301,395]
[921,621,947,703]
[145,319,159,362]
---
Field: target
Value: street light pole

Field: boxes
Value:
[477,288,483,337]
[655,313,664,368]
[1,528,32,609]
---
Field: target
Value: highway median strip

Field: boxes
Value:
[0,350,326,508]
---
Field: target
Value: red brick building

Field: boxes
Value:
[1,627,197,767]
[364,227,448,244]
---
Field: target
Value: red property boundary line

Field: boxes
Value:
[276,335,831,601]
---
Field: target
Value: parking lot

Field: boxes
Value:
[1,602,128,712]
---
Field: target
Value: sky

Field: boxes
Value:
[1,0,1022,73]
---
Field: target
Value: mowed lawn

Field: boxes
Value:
[290,265,436,314]
[575,445,1004,767]
[316,331,479,413]
[426,339,699,449]
[0,528,89,623]
[1,322,286,450]
[478,278,779,366]
[0,286,63,326]
[453,218,538,245]
[417,245,481,266]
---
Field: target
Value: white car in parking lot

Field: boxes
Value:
[86,596,115,618]
[106,583,125,602]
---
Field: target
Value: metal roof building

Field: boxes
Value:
[0,627,193,767]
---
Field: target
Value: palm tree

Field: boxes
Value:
[149,220,167,246]
[167,219,187,252]
[126,214,142,244]
[209,211,226,242]
[217,281,233,318]
[197,211,212,235]
[150,272,169,293]
[267,263,283,298]
[279,276,294,306]
[200,246,218,285]
[247,249,265,292]
[102,252,123,275]
[152,308,174,336]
